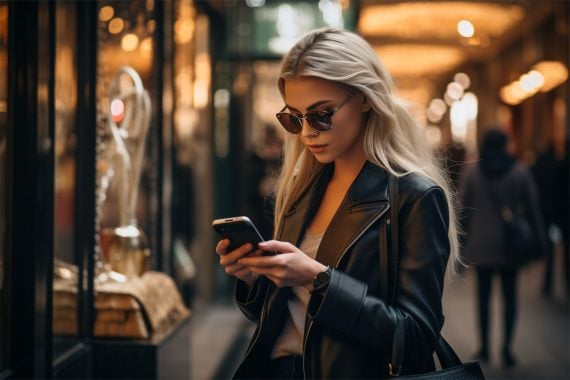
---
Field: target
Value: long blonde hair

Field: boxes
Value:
[274,28,460,272]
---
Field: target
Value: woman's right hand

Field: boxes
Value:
[216,239,262,286]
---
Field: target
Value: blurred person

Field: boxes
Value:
[460,128,546,368]
[216,28,459,379]
[531,135,569,297]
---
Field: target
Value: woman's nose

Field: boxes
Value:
[300,119,318,138]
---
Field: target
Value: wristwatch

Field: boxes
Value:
[313,266,332,294]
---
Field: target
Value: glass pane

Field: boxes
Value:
[53,1,79,357]
[96,1,157,279]
[0,1,8,372]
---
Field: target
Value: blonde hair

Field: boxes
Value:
[274,28,461,272]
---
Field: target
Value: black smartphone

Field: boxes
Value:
[212,216,265,253]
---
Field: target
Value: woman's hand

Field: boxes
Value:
[216,239,262,286]
[237,240,327,290]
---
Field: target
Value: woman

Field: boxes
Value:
[460,128,546,368]
[216,28,459,379]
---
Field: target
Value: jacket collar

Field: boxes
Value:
[279,161,390,267]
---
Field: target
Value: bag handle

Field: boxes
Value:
[381,173,462,376]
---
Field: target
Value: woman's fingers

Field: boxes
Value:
[224,262,246,275]
[219,242,255,265]
[238,254,281,268]
[215,239,230,255]
[258,240,296,254]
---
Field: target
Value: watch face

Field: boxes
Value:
[315,269,331,288]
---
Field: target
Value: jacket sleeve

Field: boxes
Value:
[307,187,450,369]
[234,276,271,324]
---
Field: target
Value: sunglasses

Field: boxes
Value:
[275,97,351,134]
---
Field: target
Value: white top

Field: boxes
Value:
[271,231,324,359]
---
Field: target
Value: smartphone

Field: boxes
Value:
[212,216,265,253]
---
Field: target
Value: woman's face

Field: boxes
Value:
[282,77,369,165]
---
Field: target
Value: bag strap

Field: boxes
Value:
[381,173,462,376]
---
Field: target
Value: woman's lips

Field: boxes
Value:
[307,144,327,154]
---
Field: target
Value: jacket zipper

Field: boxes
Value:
[302,205,390,379]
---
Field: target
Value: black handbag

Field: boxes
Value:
[381,174,485,379]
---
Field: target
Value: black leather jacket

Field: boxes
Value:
[234,161,451,379]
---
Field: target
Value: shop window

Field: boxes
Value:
[53,1,79,358]
[0,1,8,373]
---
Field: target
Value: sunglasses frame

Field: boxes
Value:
[275,96,352,134]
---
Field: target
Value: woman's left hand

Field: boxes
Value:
[237,240,327,290]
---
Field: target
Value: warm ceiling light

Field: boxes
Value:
[500,83,524,105]
[446,82,464,100]
[426,99,446,123]
[375,45,464,77]
[454,72,471,89]
[429,98,447,116]
[108,17,124,34]
[457,20,474,37]
[359,2,524,39]
[121,33,139,52]
[99,6,114,22]
[500,61,568,105]
[519,70,544,94]
[532,61,568,92]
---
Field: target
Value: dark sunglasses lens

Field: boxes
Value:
[306,111,332,131]
[276,113,302,133]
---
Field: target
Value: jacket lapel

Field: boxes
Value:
[278,164,333,245]
[279,161,390,268]
[316,162,390,267]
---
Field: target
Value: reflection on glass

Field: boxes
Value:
[0,1,8,371]
[96,0,156,278]
[53,1,78,357]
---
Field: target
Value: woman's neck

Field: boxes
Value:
[331,154,367,186]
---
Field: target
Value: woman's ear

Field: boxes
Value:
[360,95,372,113]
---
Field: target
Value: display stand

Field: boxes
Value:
[94,312,190,379]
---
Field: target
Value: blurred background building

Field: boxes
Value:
[0,0,567,379]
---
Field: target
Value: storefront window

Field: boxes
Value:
[96,0,158,278]
[53,1,79,357]
[0,2,8,372]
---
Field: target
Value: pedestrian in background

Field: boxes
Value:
[531,134,569,298]
[460,128,546,368]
